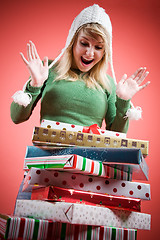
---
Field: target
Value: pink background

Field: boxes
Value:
[0,0,159,238]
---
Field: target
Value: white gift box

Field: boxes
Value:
[23,168,151,200]
[14,200,151,230]
[41,119,127,138]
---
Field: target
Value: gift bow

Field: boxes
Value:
[83,124,101,135]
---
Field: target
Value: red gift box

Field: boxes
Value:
[31,186,141,212]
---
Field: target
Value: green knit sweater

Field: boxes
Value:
[10,67,130,133]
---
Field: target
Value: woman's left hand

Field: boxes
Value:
[116,67,150,100]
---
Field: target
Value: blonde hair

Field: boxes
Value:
[53,23,112,92]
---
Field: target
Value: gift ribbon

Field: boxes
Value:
[82,124,101,134]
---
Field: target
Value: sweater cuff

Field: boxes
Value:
[25,80,42,94]
[116,95,131,115]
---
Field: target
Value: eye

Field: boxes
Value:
[95,45,103,50]
[80,41,89,47]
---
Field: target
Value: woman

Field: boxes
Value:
[10,4,150,134]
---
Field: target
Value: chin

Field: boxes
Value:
[79,64,94,72]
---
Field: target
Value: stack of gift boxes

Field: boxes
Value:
[0,120,151,240]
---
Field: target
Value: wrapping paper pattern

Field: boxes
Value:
[14,200,151,230]
[32,127,149,156]
[0,214,53,240]
[41,119,127,138]
[23,168,151,200]
[25,146,149,180]
[31,186,141,212]
[24,154,132,180]
[0,214,137,240]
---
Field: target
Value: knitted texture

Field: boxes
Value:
[65,4,112,53]
[49,4,113,70]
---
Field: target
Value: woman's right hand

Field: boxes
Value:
[20,40,49,87]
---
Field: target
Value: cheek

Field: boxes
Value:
[95,52,104,62]
[73,45,80,60]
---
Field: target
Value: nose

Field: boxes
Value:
[86,47,94,58]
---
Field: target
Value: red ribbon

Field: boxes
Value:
[82,124,100,135]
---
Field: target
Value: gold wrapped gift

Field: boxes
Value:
[32,127,149,156]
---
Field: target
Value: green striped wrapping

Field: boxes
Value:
[25,155,132,181]
[0,214,137,240]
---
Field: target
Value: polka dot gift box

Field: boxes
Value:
[41,119,127,138]
[23,167,151,200]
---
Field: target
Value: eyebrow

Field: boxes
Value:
[81,36,104,44]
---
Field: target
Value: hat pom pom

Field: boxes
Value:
[125,106,142,120]
[12,90,32,107]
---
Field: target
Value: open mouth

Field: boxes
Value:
[81,57,94,65]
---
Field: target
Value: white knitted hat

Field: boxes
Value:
[49,4,113,73]
[12,4,142,120]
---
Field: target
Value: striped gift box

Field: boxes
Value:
[24,154,132,180]
[0,214,137,240]
[0,214,52,240]
[25,146,148,181]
